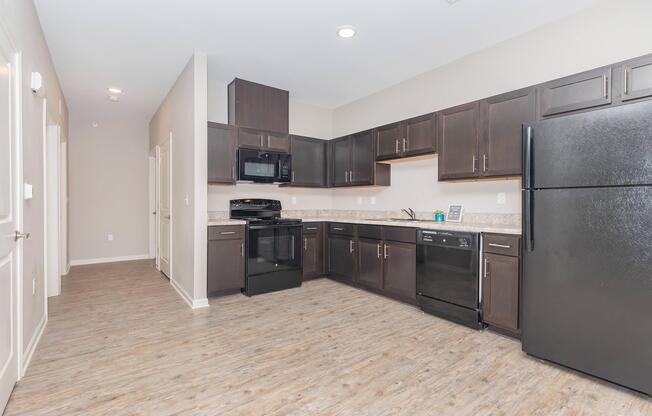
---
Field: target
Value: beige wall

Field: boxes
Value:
[0,0,69,364]
[68,112,150,262]
[329,0,652,214]
[150,53,208,305]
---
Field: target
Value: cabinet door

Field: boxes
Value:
[290,136,326,187]
[328,236,355,282]
[438,102,480,180]
[404,113,436,157]
[357,238,383,289]
[383,241,416,301]
[207,239,245,294]
[482,253,519,333]
[351,130,374,185]
[207,122,236,184]
[266,131,290,152]
[237,127,265,149]
[539,67,612,117]
[621,55,652,102]
[331,137,351,187]
[302,233,322,280]
[375,122,403,160]
[480,88,536,177]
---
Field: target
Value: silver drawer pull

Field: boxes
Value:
[488,243,511,249]
[220,231,236,235]
[305,227,318,231]
[332,227,344,231]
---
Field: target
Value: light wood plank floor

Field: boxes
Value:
[5,260,651,415]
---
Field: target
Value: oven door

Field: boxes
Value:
[247,224,302,276]
[417,241,479,309]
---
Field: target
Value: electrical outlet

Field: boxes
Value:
[107,234,114,242]
[370,196,376,205]
[184,194,190,206]
[291,197,297,205]
[32,277,36,295]
[356,197,363,205]
[497,193,507,205]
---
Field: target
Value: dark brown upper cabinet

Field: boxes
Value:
[375,113,436,161]
[207,122,236,184]
[228,78,289,133]
[330,132,391,187]
[480,88,537,177]
[236,127,290,152]
[539,67,612,117]
[618,55,652,103]
[288,135,326,187]
[438,102,481,180]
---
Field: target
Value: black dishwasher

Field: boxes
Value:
[416,229,483,329]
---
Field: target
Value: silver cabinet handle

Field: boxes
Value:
[402,138,407,152]
[603,75,609,99]
[305,227,318,231]
[292,170,295,182]
[344,171,348,183]
[15,231,30,241]
[483,154,488,172]
[624,69,629,95]
[220,231,236,235]
[383,243,389,259]
[349,240,354,254]
[349,171,354,182]
[395,139,399,154]
[332,227,344,231]
[267,136,271,148]
[377,243,381,258]
[259,135,264,147]
[472,155,477,173]
[304,237,307,251]
[241,242,245,257]
[488,243,511,249]
[484,257,489,279]
[232,166,236,180]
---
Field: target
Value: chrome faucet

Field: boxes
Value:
[401,208,416,220]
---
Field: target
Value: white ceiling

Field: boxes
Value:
[34,0,603,119]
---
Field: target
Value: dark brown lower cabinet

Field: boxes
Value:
[482,233,522,337]
[302,223,324,280]
[207,225,245,296]
[382,240,416,301]
[328,234,355,283]
[357,238,384,289]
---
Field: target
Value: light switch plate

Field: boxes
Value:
[497,192,506,205]
[356,197,363,205]
[24,183,33,200]
[291,197,297,205]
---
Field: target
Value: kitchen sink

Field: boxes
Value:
[365,218,435,223]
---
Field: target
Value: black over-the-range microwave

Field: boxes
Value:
[237,148,292,183]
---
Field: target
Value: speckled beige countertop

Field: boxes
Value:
[208,210,521,235]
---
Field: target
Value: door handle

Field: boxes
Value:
[15,231,30,241]
[383,244,389,259]
[524,190,534,251]
[523,126,533,189]
[349,240,354,254]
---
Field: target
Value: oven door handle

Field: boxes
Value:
[247,224,302,230]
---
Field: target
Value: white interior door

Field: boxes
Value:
[46,124,60,297]
[0,29,20,412]
[158,137,171,278]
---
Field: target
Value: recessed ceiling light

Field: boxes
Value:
[108,87,123,94]
[337,25,356,39]
[109,95,119,102]
[91,121,99,128]
[445,0,462,4]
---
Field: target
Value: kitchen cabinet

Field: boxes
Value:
[207,225,245,295]
[376,114,436,161]
[382,240,417,301]
[228,78,289,133]
[357,238,384,290]
[328,234,356,283]
[539,67,612,117]
[438,102,481,180]
[482,233,521,337]
[207,122,236,184]
[237,127,289,152]
[618,55,652,103]
[289,135,326,187]
[480,88,537,177]
[330,133,391,187]
[302,223,325,280]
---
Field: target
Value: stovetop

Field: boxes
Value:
[243,217,302,226]
[229,198,302,227]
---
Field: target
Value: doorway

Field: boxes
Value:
[45,124,61,297]
[156,135,171,278]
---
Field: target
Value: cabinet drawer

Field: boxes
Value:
[384,226,416,244]
[483,233,520,257]
[302,223,322,235]
[329,222,355,236]
[208,225,245,241]
[357,224,383,240]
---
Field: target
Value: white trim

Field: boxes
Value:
[20,313,46,377]
[69,254,152,266]
[62,263,70,276]
[170,278,209,309]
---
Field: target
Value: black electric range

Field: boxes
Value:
[230,199,302,296]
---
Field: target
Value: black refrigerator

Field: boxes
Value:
[522,100,652,396]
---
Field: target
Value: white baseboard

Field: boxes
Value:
[70,254,152,266]
[170,278,209,309]
[61,263,70,275]
[21,313,47,377]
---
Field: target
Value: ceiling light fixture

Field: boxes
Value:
[108,87,123,94]
[109,95,119,102]
[337,25,356,39]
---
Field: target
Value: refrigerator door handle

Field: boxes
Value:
[524,190,534,251]
[523,125,533,189]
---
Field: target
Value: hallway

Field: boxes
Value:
[5,261,652,415]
